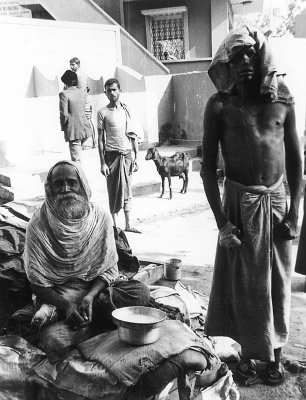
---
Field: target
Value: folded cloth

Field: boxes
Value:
[0,335,45,400]
[78,319,212,386]
[208,25,293,104]
[33,349,127,400]
[0,225,25,255]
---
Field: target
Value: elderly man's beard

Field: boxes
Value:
[49,192,89,219]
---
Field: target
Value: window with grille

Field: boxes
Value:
[142,7,189,61]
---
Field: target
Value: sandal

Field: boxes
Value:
[236,358,257,380]
[265,362,285,385]
[124,227,142,234]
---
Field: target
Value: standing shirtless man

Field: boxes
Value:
[201,26,302,385]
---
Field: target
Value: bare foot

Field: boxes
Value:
[124,227,142,234]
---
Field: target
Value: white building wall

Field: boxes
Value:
[270,38,306,147]
[0,17,121,164]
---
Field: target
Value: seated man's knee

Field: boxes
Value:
[127,356,181,399]
[128,280,150,305]
[110,280,150,307]
[126,349,208,399]
[92,280,150,327]
[178,348,208,372]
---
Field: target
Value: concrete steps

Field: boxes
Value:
[0,171,44,204]
[132,181,161,197]
[0,185,14,205]
[192,157,202,172]
[0,145,201,201]
[170,139,202,148]
[0,172,14,205]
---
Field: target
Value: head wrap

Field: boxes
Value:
[25,161,118,287]
[208,25,293,104]
[45,160,91,204]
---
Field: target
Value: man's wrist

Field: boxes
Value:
[287,206,299,219]
[88,278,108,299]
[83,293,94,302]
[216,215,229,230]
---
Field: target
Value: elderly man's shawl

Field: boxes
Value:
[208,25,293,104]
[25,161,118,287]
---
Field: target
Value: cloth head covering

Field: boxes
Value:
[25,161,118,287]
[44,160,91,203]
[208,25,293,104]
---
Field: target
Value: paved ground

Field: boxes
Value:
[130,206,306,400]
[1,144,306,399]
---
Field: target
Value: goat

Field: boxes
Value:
[145,147,190,199]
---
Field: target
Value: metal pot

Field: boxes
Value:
[112,306,166,346]
[164,258,182,280]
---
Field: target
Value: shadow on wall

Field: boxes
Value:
[159,122,174,145]
[180,127,187,140]
[158,123,189,145]
[157,77,173,143]
[25,66,104,97]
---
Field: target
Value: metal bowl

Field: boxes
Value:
[112,306,166,346]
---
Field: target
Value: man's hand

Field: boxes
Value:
[65,303,85,330]
[219,221,242,248]
[101,163,109,177]
[78,294,94,325]
[133,159,139,172]
[277,216,299,240]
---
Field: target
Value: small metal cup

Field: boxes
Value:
[164,258,182,280]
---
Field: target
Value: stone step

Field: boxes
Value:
[0,172,44,199]
[170,139,202,147]
[0,185,14,205]
[32,173,162,197]
[192,157,202,172]
[132,181,161,197]
[134,261,164,284]
[156,147,198,158]
[0,173,11,187]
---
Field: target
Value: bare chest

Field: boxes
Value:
[222,101,287,135]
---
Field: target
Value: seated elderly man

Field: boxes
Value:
[24,160,150,348]
[20,160,221,399]
[3,160,225,400]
